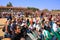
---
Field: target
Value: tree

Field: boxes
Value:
[27,7,39,12]
[52,10,60,11]
[6,2,13,7]
[43,9,49,12]
[42,9,49,13]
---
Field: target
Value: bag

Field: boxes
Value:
[2,26,5,32]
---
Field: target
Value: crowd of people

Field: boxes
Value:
[0,11,60,40]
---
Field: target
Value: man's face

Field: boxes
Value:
[16,26,21,33]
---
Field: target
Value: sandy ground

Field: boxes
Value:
[0,18,7,36]
[0,28,4,36]
[0,18,7,40]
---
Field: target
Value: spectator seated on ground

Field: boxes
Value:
[4,20,12,38]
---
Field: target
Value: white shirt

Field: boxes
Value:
[52,23,58,32]
[36,24,40,31]
[33,24,36,28]
[33,18,36,23]
[42,29,48,38]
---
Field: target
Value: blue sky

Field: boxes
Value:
[0,0,60,10]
